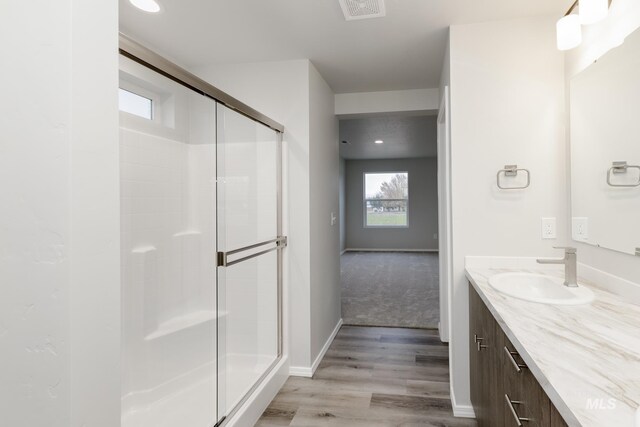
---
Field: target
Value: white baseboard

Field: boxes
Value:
[311,318,343,375]
[451,387,476,418]
[288,366,313,377]
[345,248,438,253]
[340,249,347,256]
[289,318,343,378]
[437,322,449,343]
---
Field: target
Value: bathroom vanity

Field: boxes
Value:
[469,282,567,427]
[466,264,640,427]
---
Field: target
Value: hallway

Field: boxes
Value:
[341,252,440,329]
[256,326,475,426]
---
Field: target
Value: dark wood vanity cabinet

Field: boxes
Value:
[469,284,569,427]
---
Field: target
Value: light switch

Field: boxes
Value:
[572,217,588,241]
[330,212,337,226]
[541,217,556,240]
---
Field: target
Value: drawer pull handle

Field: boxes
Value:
[504,346,528,373]
[474,334,482,343]
[505,394,530,426]
[477,340,488,351]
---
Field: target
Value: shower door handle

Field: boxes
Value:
[217,236,287,267]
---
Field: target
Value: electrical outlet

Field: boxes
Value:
[572,217,588,241]
[541,217,557,239]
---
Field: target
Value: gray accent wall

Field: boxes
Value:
[339,157,347,252]
[308,63,341,365]
[345,158,438,250]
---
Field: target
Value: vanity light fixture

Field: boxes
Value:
[556,0,611,51]
[557,14,582,51]
[129,0,161,13]
[374,140,384,144]
[579,0,609,25]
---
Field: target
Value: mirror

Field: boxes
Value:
[570,27,640,256]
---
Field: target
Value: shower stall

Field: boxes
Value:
[118,36,285,427]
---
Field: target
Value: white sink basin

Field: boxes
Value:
[488,273,595,305]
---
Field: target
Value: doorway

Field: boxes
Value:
[338,114,440,330]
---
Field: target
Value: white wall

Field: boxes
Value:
[194,59,341,374]
[0,1,120,425]
[565,0,640,285]
[309,65,342,364]
[335,89,440,117]
[447,16,566,412]
[344,158,439,251]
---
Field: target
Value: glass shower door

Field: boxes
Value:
[216,104,283,423]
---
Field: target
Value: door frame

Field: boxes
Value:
[437,86,452,343]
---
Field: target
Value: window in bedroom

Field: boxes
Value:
[363,172,409,227]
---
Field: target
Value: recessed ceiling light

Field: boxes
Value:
[375,140,384,144]
[129,0,161,13]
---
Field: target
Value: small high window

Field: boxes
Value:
[119,88,153,120]
[364,172,409,227]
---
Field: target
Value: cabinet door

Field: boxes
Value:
[486,318,505,427]
[470,284,504,426]
[550,405,569,427]
[519,369,551,427]
[469,285,485,424]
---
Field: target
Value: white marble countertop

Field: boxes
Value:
[465,266,640,427]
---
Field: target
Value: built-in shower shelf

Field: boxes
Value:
[173,230,202,237]
[132,245,157,254]
[145,310,225,341]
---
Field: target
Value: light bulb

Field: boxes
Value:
[557,15,582,51]
[579,0,608,25]
[129,0,161,13]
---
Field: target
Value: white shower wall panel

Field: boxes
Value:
[120,80,218,422]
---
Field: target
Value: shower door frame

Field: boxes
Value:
[118,33,285,427]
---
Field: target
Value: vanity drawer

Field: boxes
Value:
[500,328,567,427]
[501,330,548,427]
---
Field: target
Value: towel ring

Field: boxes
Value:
[497,165,530,190]
[607,161,640,188]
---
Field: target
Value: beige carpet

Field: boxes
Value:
[340,251,440,329]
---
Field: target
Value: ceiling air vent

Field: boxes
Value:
[339,0,386,21]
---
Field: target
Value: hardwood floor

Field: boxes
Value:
[255,326,477,427]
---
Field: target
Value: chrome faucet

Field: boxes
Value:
[537,247,578,287]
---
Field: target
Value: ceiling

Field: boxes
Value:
[339,115,437,159]
[119,0,569,94]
